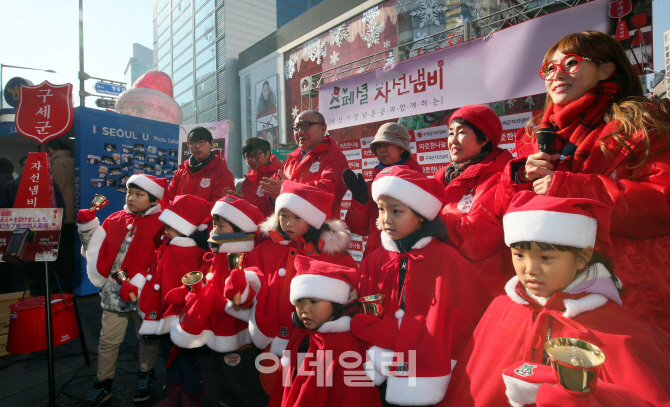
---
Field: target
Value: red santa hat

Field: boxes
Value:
[371,165,443,221]
[211,195,263,233]
[159,194,211,236]
[126,174,167,200]
[289,255,358,305]
[449,104,503,147]
[274,181,333,229]
[503,191,611,249]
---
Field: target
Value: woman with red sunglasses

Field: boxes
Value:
[496,30,670,348]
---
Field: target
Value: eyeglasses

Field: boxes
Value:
[244,151,265,161]
[292,121,325,132]
[538,54,600,80]
[187,140,209,147]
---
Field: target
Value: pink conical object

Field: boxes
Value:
[133,70,174,98]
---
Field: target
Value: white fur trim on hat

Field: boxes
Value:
[372,176,441,220]
[289,274,350,305]
[503,210,597,248]
[274,192,326,229]
[127,174,165,199]
[160,208,197,236]
[212,200,258,233]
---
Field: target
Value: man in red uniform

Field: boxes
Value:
[166,127,234,208]
[225,137,281,217]
[260,110,348,218]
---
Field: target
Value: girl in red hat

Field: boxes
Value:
[270,255,381,407]
[223,181,358,396]
[351,166,491,406]
[442,191,670,406]
[435,104,515,296]
[495,30,670,346]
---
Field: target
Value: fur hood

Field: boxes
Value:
[259,215,350,254]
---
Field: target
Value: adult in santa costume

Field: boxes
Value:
[166,126,235,208]
[137,194,210,336]
[168,195,268,407]
[494,30,670,345]
[260,110,349,218]
[434,105,514,296]
[442,191,670,407]
[224,181,357,395]
[229,137,282,217]
[270,255,381,407]
[351,166,491,406]
[343,122,423,259]
[76,174,167,405]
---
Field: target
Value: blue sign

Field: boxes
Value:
[73,107,179,295]
[95,82,126,96]
[3,77,33,107]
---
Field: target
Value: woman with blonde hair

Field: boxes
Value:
[496,30,670,345]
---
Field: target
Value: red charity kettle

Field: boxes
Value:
[7,294,79,354]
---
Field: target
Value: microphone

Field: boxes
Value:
[536,126,556,154]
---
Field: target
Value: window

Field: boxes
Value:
[195,0,211,12]
[195,13,215,39]
[173,18,192,43]
[195,59,216,82]
[197,104,217,122]
[157,16,170,37]
[195,30,215,54]
[174,60,193,83]
[174,74,194,96]
[156,2,169,25]
[196,75,216,97]
[182,116,195,125]
[157,42,171,62]
[196,43,215,67]
[182,102,194,118]
[173,4,192,29]
[195,0,215,25]
[158,59,171,75]
[175,88,194,106]
[195,91,217,111]
[173,46,193,70]
[173,34,193,59]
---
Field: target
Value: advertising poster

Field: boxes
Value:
[256,75,279,148]
[178,120,230,165]
[73,107,180,295]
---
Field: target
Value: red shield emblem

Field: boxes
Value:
[14,81,74,144]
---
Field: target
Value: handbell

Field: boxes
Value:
[545,337,606,396]
[111,269,137,302]
[182,271,206,292]
[91,194,109,210]
[358,294,386,319]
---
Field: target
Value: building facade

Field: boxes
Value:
[152,0,277,176]
[277,0,325,28]
[123,43,154,88]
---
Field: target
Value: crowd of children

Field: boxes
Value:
[75,30,670,407]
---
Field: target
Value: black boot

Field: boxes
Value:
[80,378,112,407]
[133,368,155,402]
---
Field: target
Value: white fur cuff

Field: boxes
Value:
[503,374,542,407]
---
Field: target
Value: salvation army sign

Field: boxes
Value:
[320,0,610,130]
[15,81,74,144]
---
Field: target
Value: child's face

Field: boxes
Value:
[511,242,590,298]
[295,298,334,330]
[212,217,234,234]
[126,187,156,213]
[279,208,310,240]
[164,225,182,240]
[377,195,423,240]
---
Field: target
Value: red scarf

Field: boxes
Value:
[539,82,618,174]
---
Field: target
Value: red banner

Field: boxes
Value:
[14,153,57,209]
[15,81,73,144]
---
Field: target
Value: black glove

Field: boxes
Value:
[342,169,369,204]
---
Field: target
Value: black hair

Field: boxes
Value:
[211,214,243,233]
[126,182,159,203]
[187,127,213,143]
[451,117,493,154]
[274,213,330,248]
[18,156,28,167]
[242,137,271,156]
[510,241,618,289]
[0,158,14,174]
[291,301,347,329]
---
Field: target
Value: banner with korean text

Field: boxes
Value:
[320,0,610,130]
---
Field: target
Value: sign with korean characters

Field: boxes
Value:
[15,81,74,144]
[320,0,609,130]
[14,152,57,209]
[0,208,63,262]
[95,82,126,96]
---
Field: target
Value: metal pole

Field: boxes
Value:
[79,0,85,107]
[44,262,56,407]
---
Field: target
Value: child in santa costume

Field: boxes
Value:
[76,174,167,406]
[168,195,269,407]
[270,255,381,407]
[224,180,358,395]
[350,166,491,406]
[441,191,670,407]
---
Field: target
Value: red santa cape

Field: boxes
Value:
[441,273,670,407]
[269,316,382,407]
